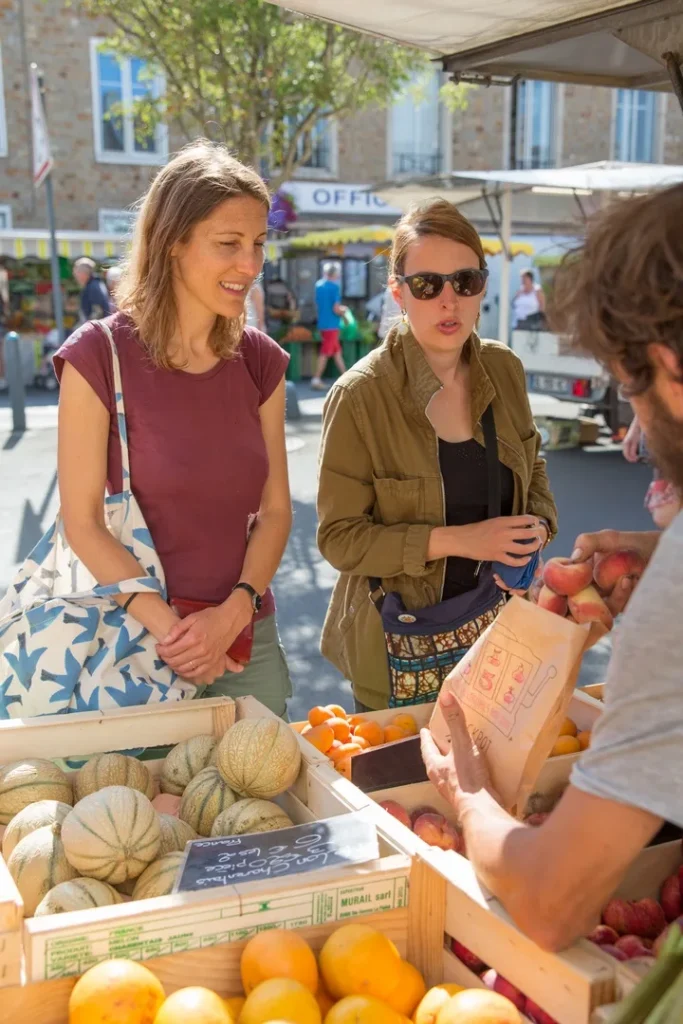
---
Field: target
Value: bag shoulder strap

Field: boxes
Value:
[96,320,131,493]
[481,403,501,520]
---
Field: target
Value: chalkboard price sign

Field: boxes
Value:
[173,810,380,894]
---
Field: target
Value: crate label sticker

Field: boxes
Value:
[33,872,410,981]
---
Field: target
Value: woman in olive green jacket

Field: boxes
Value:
[317,200,558,711]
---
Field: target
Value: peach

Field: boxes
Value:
[537,586,568,617]
[602,898,666,939]
[413,813,462,852]
[588,925,619,946]
[542,556,593,597]
[378,800,412,830]
[525,999,560,1024]
[601,944,629,961]
[568,585,614,630]
[660,874,682,921]
[594,550,646,595]
[450,940,487,974]
[327,717,351,743]
[410,805,440,828]
[615,935,654,959]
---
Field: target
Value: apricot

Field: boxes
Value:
[327,717,352,743]
[302,723,335,753]
[325,704,349,719]
[308,705,334,727]
[329,742,364,764]
[384,724,410,743]
[577,730,591,750]
[413,984,464,1024]
[348,714,368,730]
[594,550,646,595]
[353,736,371,750]
[542,556,593,597]
[550,735,581,756]
[354,721,385,747]
[335,756,354,779]
[384,960,426,1016]
[390,713,418,736]
[568,585,614,630]
[537,586,568,617]
[558,716,578,737]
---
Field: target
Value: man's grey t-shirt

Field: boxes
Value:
[572,511,683,828]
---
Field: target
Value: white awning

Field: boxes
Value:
[264,0,682,90]
[0,229,129,261]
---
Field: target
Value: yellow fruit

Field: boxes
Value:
[240,929,319,994]
[558,717,578,737]
[325,995,410,1024]
[309,706,335,727]
[224,996,245,1023]
[153,987,231,1024]
[384,725,410,744]
[390,714,418,736]
[302,723,335,753]
[325,704,348,719]
[68,958,165,1024]
[577,730,591,750]
[435,989,521,1024]
[239,978,321,1024]
[413,985,464,1024]
[319,923,403,1002]
[315,982,335,1018]
[354,722,385,747]
[327,717,352,743]
[550,735,582,757]
[385,961,427,1017]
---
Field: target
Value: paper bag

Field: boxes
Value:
[429,596,599,815]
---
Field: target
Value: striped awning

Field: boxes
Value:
[287,225,534,257]
[0,230,130,261]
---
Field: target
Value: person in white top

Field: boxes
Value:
[512,270,545,328]
[245,281,266,331]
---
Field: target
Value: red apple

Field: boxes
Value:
[542,557,593,597]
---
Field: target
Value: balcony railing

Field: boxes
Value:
[392,151,443,175]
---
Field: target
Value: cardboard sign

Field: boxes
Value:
[173,811,380,894]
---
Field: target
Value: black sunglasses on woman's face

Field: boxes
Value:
[396,268,489,301]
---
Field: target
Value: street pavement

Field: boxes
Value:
[0,385,654,721]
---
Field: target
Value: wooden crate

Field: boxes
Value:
[0,696,421,1017]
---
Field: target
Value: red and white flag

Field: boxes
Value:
[30,65,53,188]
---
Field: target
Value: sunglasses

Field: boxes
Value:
[396,268,489,301]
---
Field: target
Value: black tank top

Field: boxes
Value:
[438,437,514,599]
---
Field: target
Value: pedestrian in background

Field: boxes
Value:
[512,269,545,329]
[245,280,266,331]
[73,257,112,323]
[311,262,348,390]
[105,265,123,310]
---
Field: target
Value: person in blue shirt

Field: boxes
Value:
[312,263,348,390]
[73,258,113,323]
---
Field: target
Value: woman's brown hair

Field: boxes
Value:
[551,184,683,393]
[390,198,487,277]
[118,140,270,370]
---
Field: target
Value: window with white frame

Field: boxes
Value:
[0,44,7,158]
[90,39,167,164]
[516,80,557,169]
[390,70,443,176]
[613,89,658,162]
[98,209,136,235]
[0,205,11,229]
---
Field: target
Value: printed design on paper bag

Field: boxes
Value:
[385,599,504,706]
[450,622,556,737]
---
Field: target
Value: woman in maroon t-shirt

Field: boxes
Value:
[55,141,293,716]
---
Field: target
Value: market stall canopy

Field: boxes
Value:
[287,224,534,256]
[0,229,129,261]
[264,0,683,91]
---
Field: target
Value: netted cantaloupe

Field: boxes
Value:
[34,877,123,917]
[2,799,72,859]
[178,766,236,837]
[158,814,197,856]
[216,719,301,799]
[62,786,161,884]
[131,851,185,900]
[211,799,293,838]
[0,759,72,825]
[161,735,217,796]
[7,822,79,916]
[74,753,152,803]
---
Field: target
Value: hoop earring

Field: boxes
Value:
[397,310,409,336]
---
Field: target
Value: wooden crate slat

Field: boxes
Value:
[0,855,22,933]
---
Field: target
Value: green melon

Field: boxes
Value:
[216,718,301,799]
[2,800,72,860]
[132,851,185,900]
[74,753,152,803]
[34,877,123,917]
[178,767,236,837]
[61,786,161,884]
[211,798,293,838]
[157,814,197,856]
[7,823,79,916]
[0,759,73,825]
[160,735,217,796]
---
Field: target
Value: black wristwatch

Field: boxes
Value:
[232,582,262,613]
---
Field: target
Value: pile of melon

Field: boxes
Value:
[0,717,301,918]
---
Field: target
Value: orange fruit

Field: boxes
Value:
[336,756,354,779]
[413,984,464,1024]
[348,715,368,730]
[315,982,335,1018]
[325,995,407,1024]
[319,923,403,1001]
[327,717,352,743]
[68,958,165,1024]
[384,724,409,743]
[326,704,348,719]
[329,742,363,764]
[384,960,427,1017]
[354,721,385,747]
[302,722,335,753]
[390,713,418,736]
[328,740,343,756]
[154,987,231,1024]
[435,989,522,1024]
[223,996,245,1022]
[239,978,321,1024]
[291,721,307,734]
[308,706,335,727]
[558,716,578,737]
[578,730,591,750]
[550,735,581,757]
[240,929,319,994]
[353,736,371,750]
